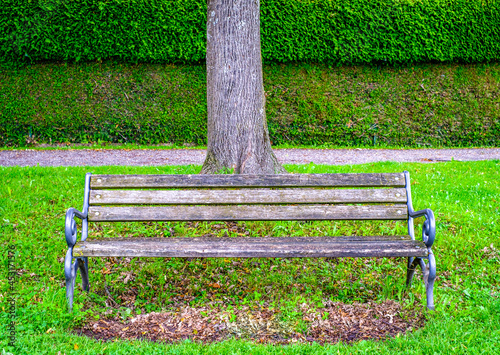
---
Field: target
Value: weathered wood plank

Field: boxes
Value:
[90,173,406,189]
[88,204,408,221]
[73,236,428,258]
[89,188,407,205]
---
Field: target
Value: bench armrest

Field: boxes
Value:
[65,173,92,248]
[65,207,88,248]
[404,171,435,249]
[409,208,435,248]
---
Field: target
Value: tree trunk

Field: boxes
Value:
[201,0,286,174]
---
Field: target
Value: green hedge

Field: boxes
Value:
[1,0,500,65]
[1,62,499,147]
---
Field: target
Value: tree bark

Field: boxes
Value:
[201,0,286,174]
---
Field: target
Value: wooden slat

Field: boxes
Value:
[90,173,406,189]
[73,236,428,258]
[89,188,407,205]
[88,204,408,221]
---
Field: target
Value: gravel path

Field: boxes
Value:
[1,148,498,167]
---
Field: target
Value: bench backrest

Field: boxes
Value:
[86,173,409,222]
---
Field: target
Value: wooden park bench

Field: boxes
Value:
[64,172,436,311]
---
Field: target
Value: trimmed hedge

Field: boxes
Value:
[1,62,499,147]
[1,0,500,65]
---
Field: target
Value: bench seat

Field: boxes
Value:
[74,236,428,258]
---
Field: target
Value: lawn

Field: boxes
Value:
[1,161,499,354]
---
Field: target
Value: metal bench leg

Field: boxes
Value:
[65,253,89,311]
[64,248,78,311]
[406,252,436,310]
[422,250,436,311]
[78,257,90,292]
[406,257,419,287]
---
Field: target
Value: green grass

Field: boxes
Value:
[1,62,499,148]
[1,161,499,354]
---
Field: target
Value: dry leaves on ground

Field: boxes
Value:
[77,300,425,345]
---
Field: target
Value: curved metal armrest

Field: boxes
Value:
[409,208,435,248]
[65,172,92,248]
[65,207,88,248]
[67,207,86,220]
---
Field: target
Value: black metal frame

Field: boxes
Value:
[64,173,91,311]
[404,171,436,310]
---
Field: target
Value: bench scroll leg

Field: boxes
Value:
[422,250,436,311]
[65,252,90,311]
[64,248,79,311]
[406,251,436,310]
